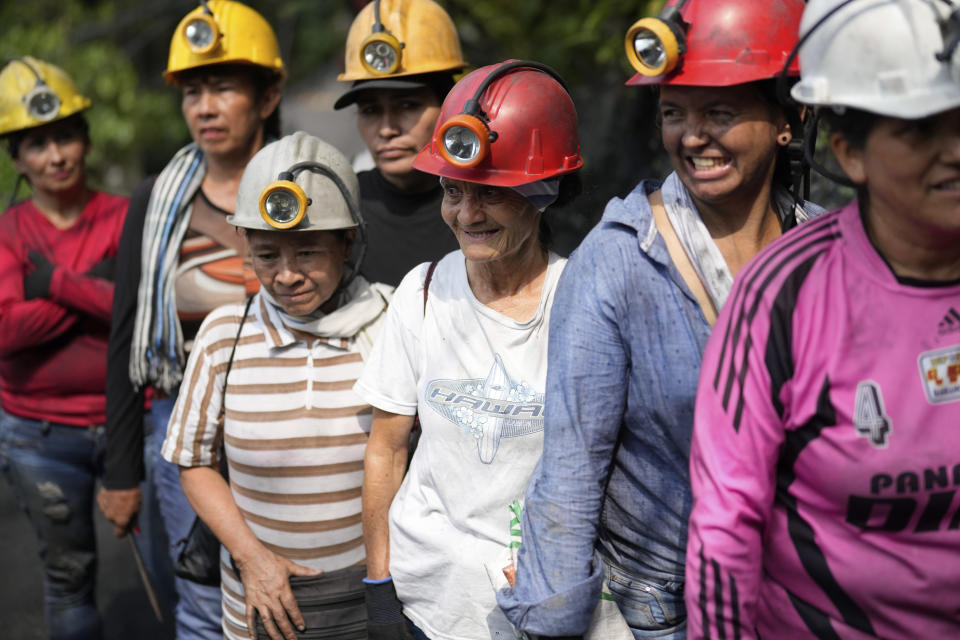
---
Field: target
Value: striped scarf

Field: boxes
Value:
[129,143,205,393]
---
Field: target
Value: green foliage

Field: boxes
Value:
[0,0,680,239]
[447,0,666,84]
[0,0,184,205]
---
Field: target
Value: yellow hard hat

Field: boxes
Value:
[338,0,466,82]
[164,0,286,85]
[0,57,91,137]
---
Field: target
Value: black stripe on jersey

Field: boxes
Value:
[763,254,822,419]
[712,214,838,392]
[712,216,839,407]
[725,236,835,431]
[719,220,839,416]
[712,558,727,640]
[730,573,741,640]
[786,590,842,640]
[699,546,745,640]
[700,545,712,640]
[776,376,877,637]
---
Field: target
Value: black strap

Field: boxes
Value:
[423,260,438,315]
[222,296,255,399]
[216,295,255,478]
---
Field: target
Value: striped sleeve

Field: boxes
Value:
[161,303,247,467]
[685,214,840,639]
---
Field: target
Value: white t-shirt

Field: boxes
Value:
[354,250,566,640]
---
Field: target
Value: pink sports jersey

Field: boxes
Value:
[687,202,960,639]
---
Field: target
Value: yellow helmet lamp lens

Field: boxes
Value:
[183,13,220,55]
[438,114,490,169]
[625,17,681,77]
[360,32,402,75]
[259,180,308,230]
[24,86,61,122]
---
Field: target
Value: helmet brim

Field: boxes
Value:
[412,143,582,188]
[334,77,438,110]
[625,61,799,87]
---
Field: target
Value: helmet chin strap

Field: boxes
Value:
[803,109,855,188]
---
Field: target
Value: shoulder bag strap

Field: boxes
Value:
[423,260,439,315]
[217,295,255,478]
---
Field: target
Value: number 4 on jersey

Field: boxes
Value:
[854,381,892,448]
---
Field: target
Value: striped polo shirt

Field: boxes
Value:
[162,289,387,638]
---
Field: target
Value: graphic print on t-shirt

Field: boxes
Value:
[425,354,545,463]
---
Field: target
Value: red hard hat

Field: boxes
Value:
[413,60,583,187]
[626,0,804,87]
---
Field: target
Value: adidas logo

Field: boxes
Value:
[939,308,960,335]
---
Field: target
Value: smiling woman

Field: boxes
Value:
[353,60,583,640]
[494,2,823,638]
[686,0,960,637]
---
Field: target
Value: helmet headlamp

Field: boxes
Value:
[11,58,62,122]
[360,0,404,75]
[23,85,60,122]
[182,2,220,55]
[361,33,403,75]
[438,114,490,168]
[625,4,687,78]
[435,60,566,170]
[259,180,309,230]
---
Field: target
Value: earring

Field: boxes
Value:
[777,132,792,146]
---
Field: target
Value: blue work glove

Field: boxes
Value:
[364,577,414,640]
[23,250,55,300]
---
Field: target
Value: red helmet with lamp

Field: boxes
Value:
[412,60,583,187]
[625,0,805,87]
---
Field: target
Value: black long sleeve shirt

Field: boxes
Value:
[103,176,154,490]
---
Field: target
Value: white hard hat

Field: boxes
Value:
[791,0,960,119]
[231,131,361,232]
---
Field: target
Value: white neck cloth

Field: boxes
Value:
[258,275,387,339]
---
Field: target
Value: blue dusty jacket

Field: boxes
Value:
[498,179,823,636]
[498,179,710,635]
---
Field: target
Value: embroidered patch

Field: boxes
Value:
[854,381,891,448]
[918,345,960,405]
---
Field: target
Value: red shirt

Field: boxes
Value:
[0,191,128,426]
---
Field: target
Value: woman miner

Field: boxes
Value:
[355,60,584,640]
[687,0,960,637]
[162,131,392,640]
